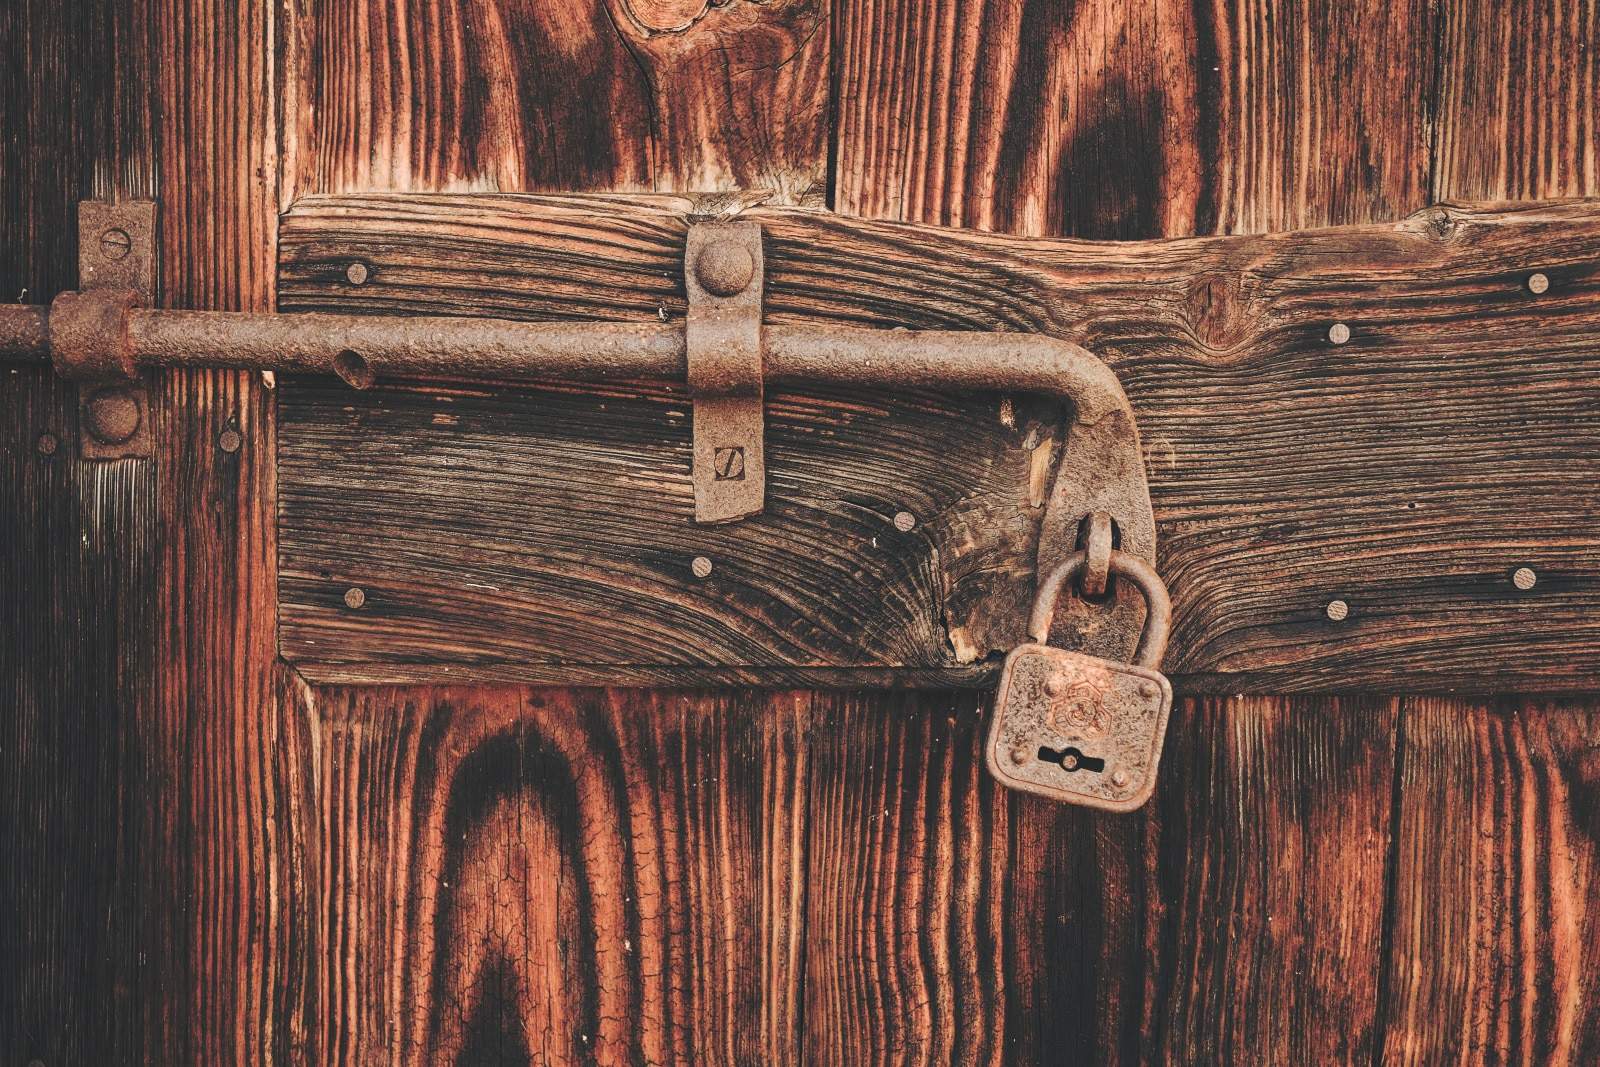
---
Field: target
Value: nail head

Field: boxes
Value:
[346,261,370,285]
[35,432,58,456]
[343,586,366,609]
[1325,598,1350,622]
[1327,322,1351,345]
[218,428,242,453]
[1527,272,1549,295]
[893,510,916,532]
[1512,566,1537,591]
[691,555,714,579]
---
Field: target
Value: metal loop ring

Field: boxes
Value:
[1029,549,1172,668]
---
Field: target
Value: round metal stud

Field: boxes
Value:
[346,261,371,285]
[1325,598,1350,622]
[343,586,367,609]
[84,387,141,444]
[1512,566,1537,591]
[1327,322,1351,345]
[218,428,243,453]
[695,242,755,296]
[36,432,58,456]
[691,555,714,579]
[1527,272,1549,295]
[893,511,917,532]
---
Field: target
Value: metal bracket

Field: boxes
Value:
[69,200,156,459]
[685,222,765,522]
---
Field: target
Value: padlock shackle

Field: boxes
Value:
[1030,549,1173,668]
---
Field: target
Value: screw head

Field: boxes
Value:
[1327,322,1351,345]
[1325,598,1350,622]
[893,510,916,532]
[99,227,133,261]
[695,242,755,296]
[218,427,243,453]
[691,555,714,579]
[1512,566,1537,591]
[1527,272,1550,295]
[35,431,58,456]
[84,387,141,444]
[346,261,370,285]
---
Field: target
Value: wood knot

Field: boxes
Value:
[1182,272,1253,352]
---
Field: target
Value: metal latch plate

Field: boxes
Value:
[985,643,1172,811]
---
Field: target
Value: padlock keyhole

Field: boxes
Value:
[1037,745,1105,773]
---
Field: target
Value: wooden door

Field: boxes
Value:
[4,2,1599,1064]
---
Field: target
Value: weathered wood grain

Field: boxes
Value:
[0,0,158,1061]
[1432,0,1600,202]
[0,368,155,1062]
[797,695,1401,1065]
[303,683,809,1065]
[1377,699,1600,1065]
[832,0,1435,237]
[277,194,1600,690]
[284,0,830,204]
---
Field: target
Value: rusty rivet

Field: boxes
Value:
[695,242,754,297]
[346,261,370,286]
[1327,322,1351,345]
[1138,680,1158,699]
[1044,674,1066,697]
[1325,598,1350,622]
[1009,745,1030,767]
[691,556,714,579]
[1110,768,1129,788]
[893,510,917,532]
[99,227,132,261]
[218,427,242,453]
[1527,272,1550,295]
[343,586,366,609]
[1512,566,1537,591]
[35,432,58,456]
[84,387,141,444]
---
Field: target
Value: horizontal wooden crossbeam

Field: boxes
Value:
[276,194,1600,691]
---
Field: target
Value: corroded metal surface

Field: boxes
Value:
[74,200,155,459]
[685,221,765,522]
[987,549,1174,810]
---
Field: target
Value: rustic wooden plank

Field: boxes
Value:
[284,0,830,204]
[304,683,808,1065]
[800,692,1012,1064]
[0,368,155,1062]
[277,194,1600,690]
[1377,698,1600,1065]
[1432,0,1599,202]
[798,694,1400,1064]
[832,0,1435,236]
[0,0,159,1061]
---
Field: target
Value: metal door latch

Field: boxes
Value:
[2,199,1173,804]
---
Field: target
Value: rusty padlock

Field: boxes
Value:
[985,548,1174,811]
